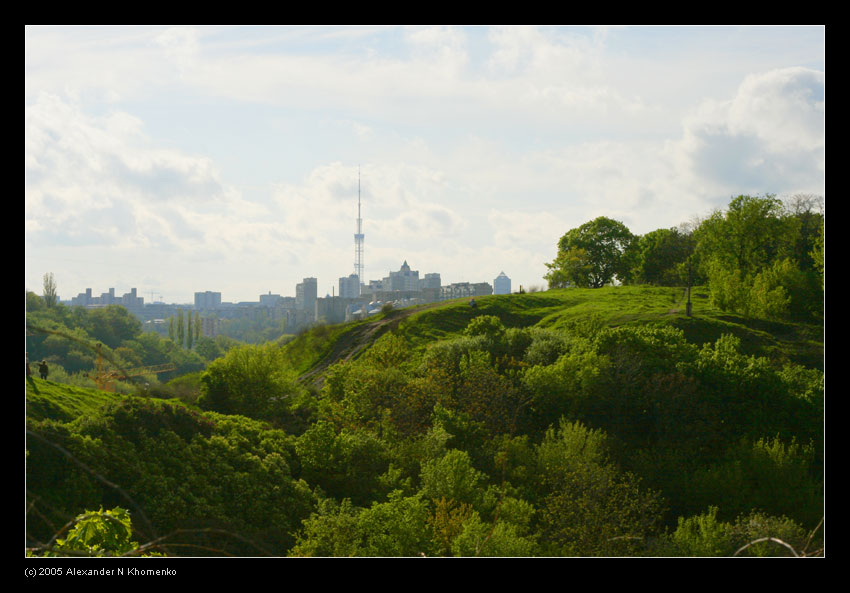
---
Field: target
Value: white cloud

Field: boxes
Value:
[25,93,237,252]
[675,67,824,199]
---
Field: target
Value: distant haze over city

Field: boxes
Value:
[26,26,825,303]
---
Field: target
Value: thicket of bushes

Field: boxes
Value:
[27,313,823,557]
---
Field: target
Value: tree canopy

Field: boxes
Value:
[546,217,635,288]
[544,194,824,323]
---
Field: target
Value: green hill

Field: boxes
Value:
[285,286,823,384]
[26,377,124,423]
[26,285,824,557]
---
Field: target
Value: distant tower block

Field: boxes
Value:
[354,168,365,288]
[494,271,512,295]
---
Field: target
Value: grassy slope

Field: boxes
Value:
[29,286,822,422]
[345,286,823,370]
[26,377,124,423]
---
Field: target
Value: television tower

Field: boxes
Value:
[354,168,365,286]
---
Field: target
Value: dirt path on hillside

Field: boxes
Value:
[297,301,450,388]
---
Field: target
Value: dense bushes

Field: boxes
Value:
[27,305,823,556]
[27,396,316,555]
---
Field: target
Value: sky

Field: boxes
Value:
[25,25,825,304]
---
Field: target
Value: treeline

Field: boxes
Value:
[545,194,824,322]
[27,312,823,556]
[25,293,241,393]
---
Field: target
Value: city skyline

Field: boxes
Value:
[58,262,504,307]
[26,26,825,303]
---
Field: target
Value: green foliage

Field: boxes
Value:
[695,194,788,275]
[727,510,812,557]
[522,328,570,366]
[522,346,607,428]
[43,272,58,308]
[812,216,824,286]
[665,506,732,557]
[695,194,823,322]
[450,511,538,557]
[26,260,823,557]
[682,437,822,529]
[186,310,194,350]
[420,449,487,508]
[464,314,506,342]
[194,335,224,361]
[535,419,666,556]
[37,507,138,557]
[27,289,46,312]
[26,377,122,423]
[290,493,433,557]
[545,246,593,288]
[176,309,185,347]
[629,227,694,286]
[28,396,316,555]
[86,305,142,349]
[546,217,636,288]
[661,506,812,557]
[199,342,310,428]
[296,420,390,505]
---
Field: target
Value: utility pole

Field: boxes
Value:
[686,258,693,317]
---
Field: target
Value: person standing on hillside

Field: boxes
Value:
[38,360,49,380]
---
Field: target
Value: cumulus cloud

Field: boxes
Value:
[25,93,236,251]
[677,67,824,198]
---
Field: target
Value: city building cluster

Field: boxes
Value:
[69,287,145,312]
[58,176,512,336]
[189,261,509,334]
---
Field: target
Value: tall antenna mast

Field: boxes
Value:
[354,167,365,288]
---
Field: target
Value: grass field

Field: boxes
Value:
[26,377,123,423]
[282,285,824,379]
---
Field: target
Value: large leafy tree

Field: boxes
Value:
[546,217,635,288]
[694,194,823,321]
[694,194,788,277]
[630,227,695,286]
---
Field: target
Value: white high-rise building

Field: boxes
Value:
[339,274,361,299]
[494,271,511,295]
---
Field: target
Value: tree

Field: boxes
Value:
[176,309,185,348]
[194,336,223,361]
[546,217,635,288]
[86,305,142,349]
[545,247,591,289]
[198,342,309,426]
[784,194,824,272]
[812,216,824,288]
[42,273,58,308]
[629,227,695,286]
[194,311,202,344]
[186,311,194,350]
[535,419,665,555]
[694,195,787,278]
[693,194,823,321]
